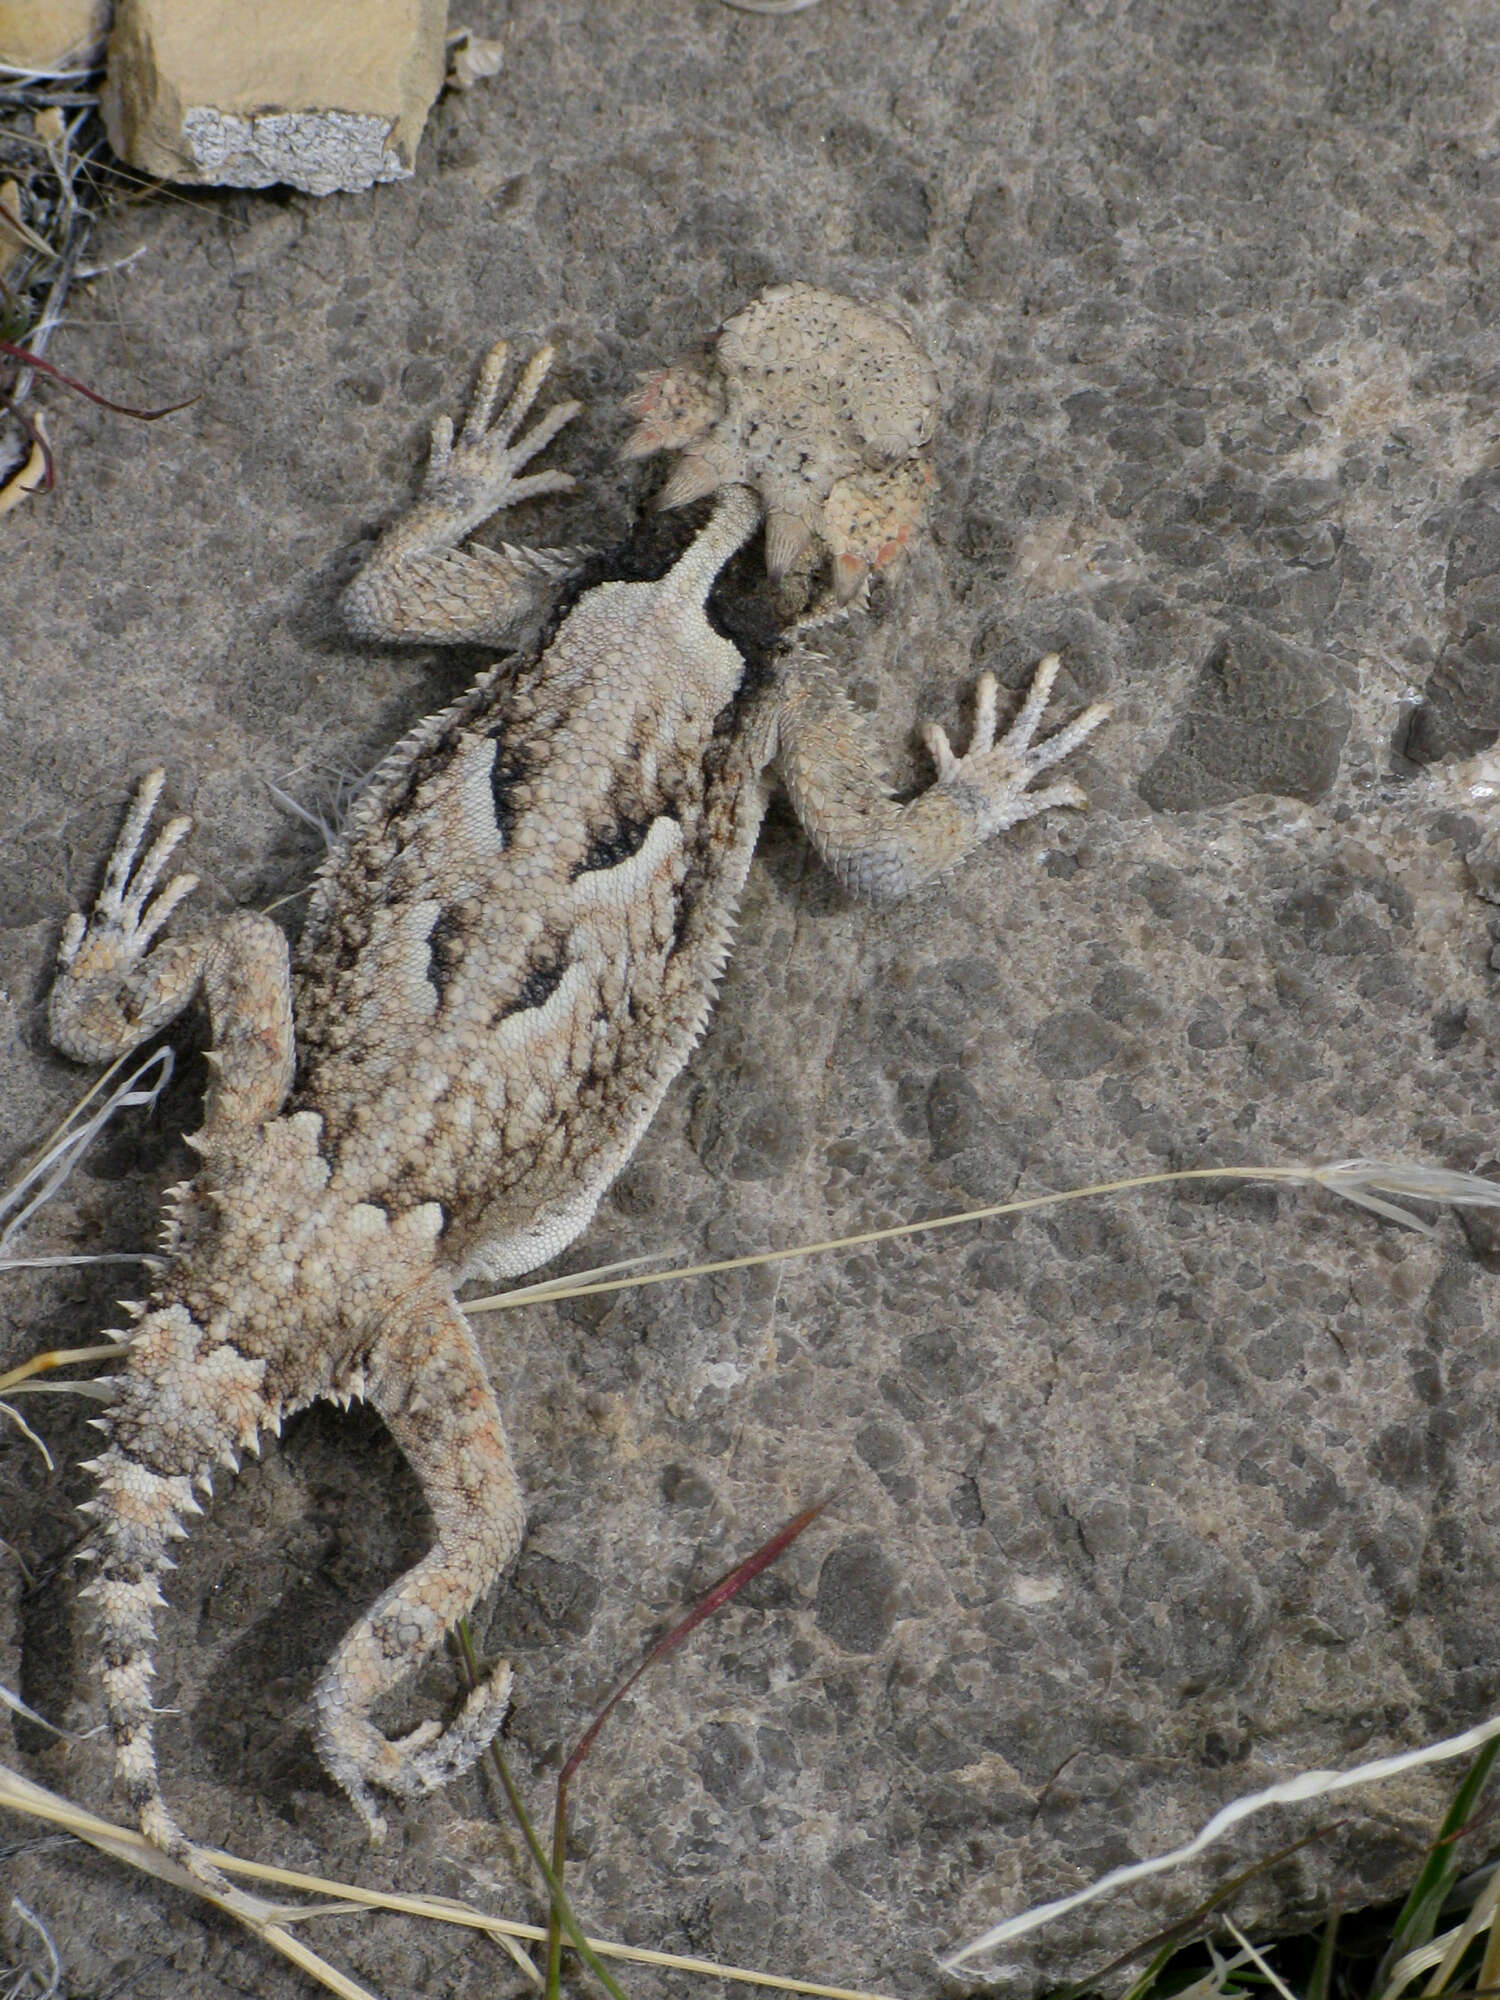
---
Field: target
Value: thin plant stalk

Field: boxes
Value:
[463,1159,1500,1320]
[454,1620,632,2000]
[1306,1904,1340,2000]
[543,1500,827,1996]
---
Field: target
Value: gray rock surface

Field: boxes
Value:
[4,1,1500,1995]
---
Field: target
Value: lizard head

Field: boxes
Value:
[621,281,940,613]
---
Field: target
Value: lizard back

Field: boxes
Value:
[294,498,770,1278]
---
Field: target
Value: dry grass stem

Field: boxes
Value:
[1372,1861,1500,2000]
[0,424,46,515]
[945,1710,1500,1969]
[0,1759,898,2000]
[0,1401,51,1468]
[267,756,376,851]
[1222,1916,1299,2000]
[0,1044,172,1262]
[1419,1869,1500,2000]
[1471,1880,1500,2000]
[4,1895,61,2000]
[1160,1941,1260,2000]
[0,1344,130,1395]
[0,1685,72,1739]
[465,1157,1500,1318]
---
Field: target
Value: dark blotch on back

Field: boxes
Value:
[487,738,533,843]
[425,906,468,1001]
[497,946,566,1022]
[574,809,660,878]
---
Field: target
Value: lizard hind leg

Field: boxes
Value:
[312,1288,524,1839]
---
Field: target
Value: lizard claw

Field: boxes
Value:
[57,771,198,978]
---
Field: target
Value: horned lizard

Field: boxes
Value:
[50,283,1109,1876]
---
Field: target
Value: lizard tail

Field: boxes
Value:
[78,1443,202,1866]
[78,1301,269,1886]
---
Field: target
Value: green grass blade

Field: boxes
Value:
[1117,1939,1186,2000]
[1306,1906,1340,2000]
[1379,1741,1500,1984]
[453,1620,631,2000]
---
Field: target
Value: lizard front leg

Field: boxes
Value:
[50,771,293,1134]
[767,650,1110,903]
[342,340,586,646]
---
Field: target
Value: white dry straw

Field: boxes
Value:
[944,1708,1500,1968]
[0,1045,173,1260]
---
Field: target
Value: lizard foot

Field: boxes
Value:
[341,341,586,644]
[49,772,202,1063]
[922,655,1112,837]
[421,339,582,521]
[317,1657,515,1843]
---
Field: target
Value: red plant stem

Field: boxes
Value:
[563,1496,828,1792]
[0,340,194,419]
[544,1496,830,1995]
